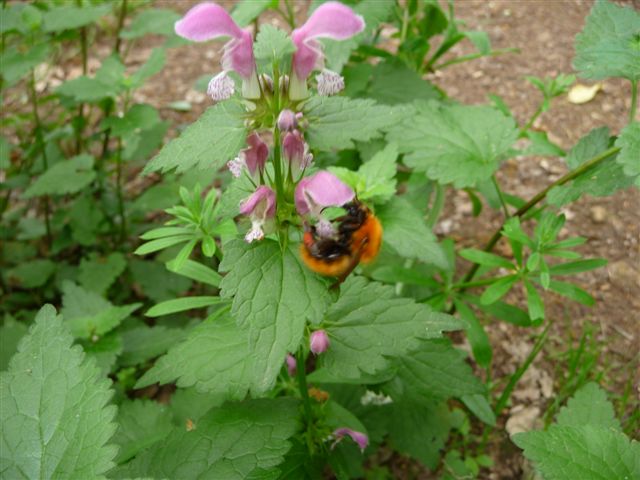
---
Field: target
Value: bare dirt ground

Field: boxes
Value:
[124,0,639,477]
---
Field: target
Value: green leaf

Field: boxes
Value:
[615,121,640,186]
[454,300,492,369]
[220,240,331,393]
[5,259,55,288]
[83,332,122,375]
[0,44,49,87]
[480,275,517,305]
[112,399,173,464]
[120,8,181,39]
[366,60,442,105]
[144,103,247,174]
[376,196,448,268]
[462,294,532,327]
[548,258,607,276]
[130,259,192,302]
[573,0,640,81]
[523,130,566,157]
[254,24,295,62]
[458,248,514,270]
[513,426,640,480]
[387,102,518,188]
[0,137,11,169]
[546,280,595,306]
[135,314,254,399]
[319,277,462,381]
[166,258,222,287]
[524,279,544,322]
[146,296,226,317]
[23,154,96,198]
[130,48,166,88]
[42,4,110,32]
[386,401,452,469]
[61,282,141,339]
[101,103,161,138]
[356,142,398,202]
[0,318,28,371]
[119,324,187,367]
[232,0,276,26]
[461,394,496,426]
[464,30,491,55]
[118,398,300,479]
[56,56,125,103]
[383,339,485,403]
[556,382,621,430]
[547,127,635,205]
[0,305,118,479]
[78,252,127,294]
[304,96,404,150]
[134,234,192,255]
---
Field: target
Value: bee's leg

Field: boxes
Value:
[330,238,368,290]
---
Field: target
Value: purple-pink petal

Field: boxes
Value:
[295,171,355,215]
[222,30,255,78]
[334,428,369,451]
[291,2,365,79]
[244,132,269,177]
[239,185,276,217]
[310,330,330,354]
[285,354,297,376]
[175,3,243,42]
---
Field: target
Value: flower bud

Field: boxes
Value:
[285,354,297,376]
[310,330,330,354]
[277,109,298,131]
[333,428,369,452]
[244,132,269,177]
[316,69,344,96]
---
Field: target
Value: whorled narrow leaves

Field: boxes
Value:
[0,305,118,479]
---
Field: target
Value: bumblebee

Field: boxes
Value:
[300,200,382,283]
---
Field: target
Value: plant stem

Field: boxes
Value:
[115,138,126,244]
[491,174,510,218]
[74,0,88,154]
[432,48,519,72]
[454,146,620,301]
[630,79,638,123]
[113,0,127,56]
[283,0,296,29]
[296,349,314,453]
[494,321,551,416]
[521,104,544,135]
[29,69,52,247]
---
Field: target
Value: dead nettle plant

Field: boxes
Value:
[1,1,638,479]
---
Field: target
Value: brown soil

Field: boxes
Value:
[104,0,640,478]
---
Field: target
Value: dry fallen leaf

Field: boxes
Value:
[567,83,602,104]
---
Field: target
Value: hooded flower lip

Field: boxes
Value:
[227,132,269,179]
[277,109,298,131]
[283,130,313,178]
[175,2,259,98]
[295,171,355,216]
[310,330,330,354]
[239,186,276,242]
[291,2,365,80]
[333,428,369,452]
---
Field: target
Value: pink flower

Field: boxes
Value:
[277,109,298,131]
[239,186,276,243]
[285,354,297,376]
[175,3,260,99]
[290,2,364,99]
[227,132,269,179]
[295,171,354,216]
[310,330,330,354]
[283,130,313,178]
[333,428,369,452]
